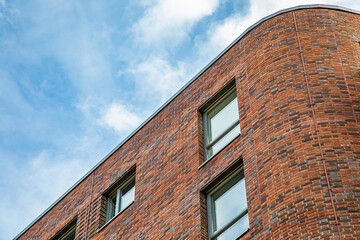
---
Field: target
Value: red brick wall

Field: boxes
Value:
[18,7,360,240]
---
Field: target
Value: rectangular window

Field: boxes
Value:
[203,85,240,159]
[207,168,249,240]
[50,218,76,240]
[106,174,135,222]
[58,225,76,240]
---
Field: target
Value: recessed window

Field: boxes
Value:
[207,169,249,240]
[203,85,240,159]
[50,218,76,240]
[58,225,76,240]
[106,173,135,222]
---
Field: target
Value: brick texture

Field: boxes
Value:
[17,7,360,240]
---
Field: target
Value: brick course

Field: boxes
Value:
[16,6,360,240]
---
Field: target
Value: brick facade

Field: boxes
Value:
[16,5,360,240]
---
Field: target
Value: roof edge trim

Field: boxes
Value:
[14,4,360,239]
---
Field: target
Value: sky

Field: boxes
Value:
[1,0,359,239]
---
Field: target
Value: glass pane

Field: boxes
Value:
[60,226,76,240]
[210,124,240,157]
[216,214,249,240]
[107,195,117,220]
[209,97,239,142]
[214,178,247,231]
[120,185,135,212]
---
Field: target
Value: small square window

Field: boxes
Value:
[203,86,240,159]
[105,173,135,222]
[207,169,249,240]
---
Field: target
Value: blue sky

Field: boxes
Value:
[1,0,359,239]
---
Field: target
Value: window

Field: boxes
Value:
[203,85,240,159]
[50,218,76,240]
[106,173,135,222]
[207,168,249,240]
[100,166,136,229]
[58,224,76,240]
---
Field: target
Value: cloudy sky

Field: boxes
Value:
[1,0,359,239]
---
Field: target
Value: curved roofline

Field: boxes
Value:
[14,4,360,239]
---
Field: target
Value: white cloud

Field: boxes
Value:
[127,56,190,103]
[0,0,18,27]
[196,0,357,61]
[198,14,248,59]
[100,102,142,134]
[9,1,114,98]
[28,150,86,198]
[134,0,220,46]
[328,0,360,10]
[0,150,89,239]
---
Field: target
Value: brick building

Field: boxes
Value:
[15,5,360,240]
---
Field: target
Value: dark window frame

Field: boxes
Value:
[199,79,241,160]
[49,217,77,240]
[102,165,136,225]
[201,158,249,240]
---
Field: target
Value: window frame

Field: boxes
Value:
[105,173,136,223]
[202,83,241,160]
[206,167,249,240]
[58,224,76,240]
[50,218,77,240]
